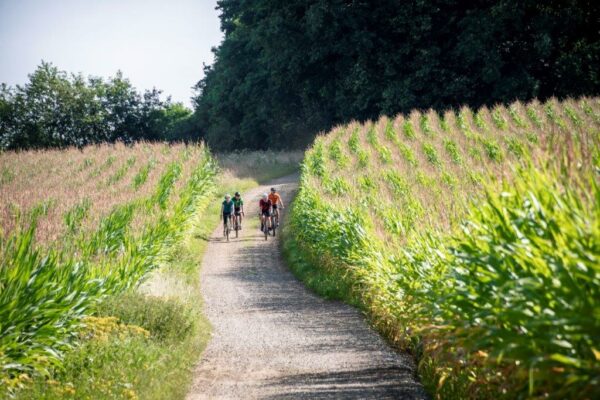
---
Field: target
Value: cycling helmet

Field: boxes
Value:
[225,194,231,199]
[262,193,268,199]
[270,187,276,192]
[234,192,240,196]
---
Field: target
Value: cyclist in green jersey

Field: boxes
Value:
[232,192,244,229]
[221,194,235,236]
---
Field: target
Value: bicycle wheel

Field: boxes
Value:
[271,216,277,237]
[264,218,268,240]
[226,219,230,242]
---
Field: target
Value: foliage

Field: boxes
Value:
[10,318,192,400]
[438,168,600,398]
[96,292,194,343]
[1,147,301,398]
[0,62,195,150]
[193,0,600,150]
[286,97,600,398]
[0,144,218,390]
[0,226,106,377]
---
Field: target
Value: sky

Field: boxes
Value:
[0,0,223,107]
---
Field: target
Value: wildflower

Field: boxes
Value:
[123,388,138,399]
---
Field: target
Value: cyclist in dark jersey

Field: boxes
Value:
[232,192,244,229]
[221,194,235,236]
[259,193,272,232]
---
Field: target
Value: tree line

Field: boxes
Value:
[2,1,599,151]
[0,62,196,150]
[194,0,600,150]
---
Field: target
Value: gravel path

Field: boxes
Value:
[186,174,427,400]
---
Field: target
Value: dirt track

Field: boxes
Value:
[186,174,427,399]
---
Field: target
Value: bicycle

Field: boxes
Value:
[270,212,277,237]
[233,212,243,238]
[224,214,232,242]
[260,212,271,241]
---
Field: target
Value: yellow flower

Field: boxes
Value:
[63,386,76,395]
[123,388,138,399]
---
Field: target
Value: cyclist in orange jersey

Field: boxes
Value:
[268,187,284,226]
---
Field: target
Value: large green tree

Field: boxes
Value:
[0,62,195,150]
[194,0,600,150]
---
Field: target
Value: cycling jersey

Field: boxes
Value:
[232,197,243,209]
[259,199,272,212]
[222,200,235,213]
[268,192,281,206]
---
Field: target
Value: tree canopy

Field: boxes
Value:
[194,0,600,150]
[0,62,194,150]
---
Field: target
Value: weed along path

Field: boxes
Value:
[186,173,427,400]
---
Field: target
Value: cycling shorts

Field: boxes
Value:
[223,212,232,221]
[234,207,242,215]
[272,204,278,210]
[261,209,271,217]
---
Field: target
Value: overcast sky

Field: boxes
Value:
[0,0,222,107]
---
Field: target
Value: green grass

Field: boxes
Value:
[13,310,209,400]
[97,293,195,342]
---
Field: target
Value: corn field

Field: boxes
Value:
[0,142,217,384]
[288,97,600,399]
